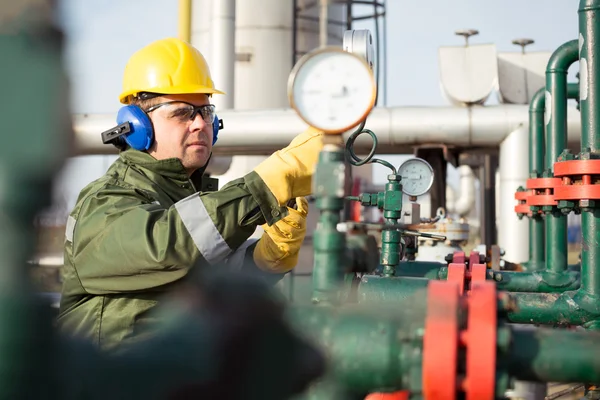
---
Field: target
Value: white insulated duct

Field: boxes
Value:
[72,105,582,156]
[446,165,476,217]
[209,0,236,111]
[498,126,529,263]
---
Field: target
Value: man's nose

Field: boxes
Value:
[190,113,208,130]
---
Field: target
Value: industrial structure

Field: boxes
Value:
[4,1,600,400]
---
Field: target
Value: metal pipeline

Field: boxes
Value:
[527,83,580,272]
[178,0,192,42]
[578,0,600,301]
[528,88,547,272]
[506,326,600,383]
[507,290,600,327]
[544,40,579,276]
[311,144,348,305]
[72,105,583,156]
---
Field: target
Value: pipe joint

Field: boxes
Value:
[579,0,600,12]
[539,270,581,289]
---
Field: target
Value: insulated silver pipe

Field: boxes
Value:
[72,105,582,156]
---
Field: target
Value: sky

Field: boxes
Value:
[46,0,580,223]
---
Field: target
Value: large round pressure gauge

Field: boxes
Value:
[288,47,377,134]
[398,158,435,197]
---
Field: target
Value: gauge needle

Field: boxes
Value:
[331,85,349,98]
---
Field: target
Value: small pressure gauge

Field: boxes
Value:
[398,158,435,197]
[288,47,377,134]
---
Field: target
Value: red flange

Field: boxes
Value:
[468,251,480,267]
[447,263,466,295]
[554,159,600,176]
[526,177,561,189]
[463,282,497,400]
[514,190,531,216]
[470,263,487,284]
[452,251,466,264]
[448,251,489,294]
[514,204,531,214]
[554,185,600,200]
[526,194,557,206]
[423,281,459,400]
[524,177,561,207]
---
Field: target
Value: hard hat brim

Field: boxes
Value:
[119,84,225,104]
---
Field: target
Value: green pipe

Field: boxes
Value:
[527,83,579,272]
[288,305,421,393]
[506,327,600,383]
[494,270,580,293]
[506,290,600,327]
[392,262,579,293]
[356,275,430,304]
[381,178,403,277]
[394,261,447,280]
[312,148,347,305]
[545,39,578,276]
[579,0,600,300]
[528,87,546,272]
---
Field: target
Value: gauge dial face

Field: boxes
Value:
[398,158,434,197]
[289,48,376,134]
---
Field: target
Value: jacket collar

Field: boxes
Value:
[119,149,210,191]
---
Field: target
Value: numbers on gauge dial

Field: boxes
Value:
[398,158,434,197]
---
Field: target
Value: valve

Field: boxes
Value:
[344,126,442,275]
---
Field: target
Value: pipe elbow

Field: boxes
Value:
[529,87,546,113]
[452,165,476,217]
[546,39,579,73]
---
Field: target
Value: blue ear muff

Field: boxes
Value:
[116,105,154,151]
[212,115,223,145]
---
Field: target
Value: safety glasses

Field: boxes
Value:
[146,101,216,125]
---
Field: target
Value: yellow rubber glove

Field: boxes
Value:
[254,127,324,205]
[253,197,309,273]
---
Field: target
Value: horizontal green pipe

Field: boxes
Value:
[356,275,430,304]
[393,262,579,293]
[393,261,447,279]
[288,305,420,393]
[506,327,600,383]
[506,290,600,326]
[494,270,580,292]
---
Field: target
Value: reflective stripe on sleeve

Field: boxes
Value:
[65,215,76,243]
[175,193,232,265]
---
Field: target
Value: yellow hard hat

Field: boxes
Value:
[119,38,224,104]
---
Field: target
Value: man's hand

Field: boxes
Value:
[254,128,324,205]
[253,197,309,273]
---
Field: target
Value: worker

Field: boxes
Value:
[57,38,324,353]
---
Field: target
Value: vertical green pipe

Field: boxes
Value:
[528,88,546,271]
[312,147,347,305]
[579,0,600,298]
[545,39,578,275]
[381,178,402,277]
[528,84,579,271]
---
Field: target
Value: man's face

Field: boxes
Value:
[146,93,214,175]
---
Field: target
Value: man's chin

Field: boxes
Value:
[184,155,211,171]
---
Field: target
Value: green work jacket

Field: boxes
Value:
[57,149,285,353]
